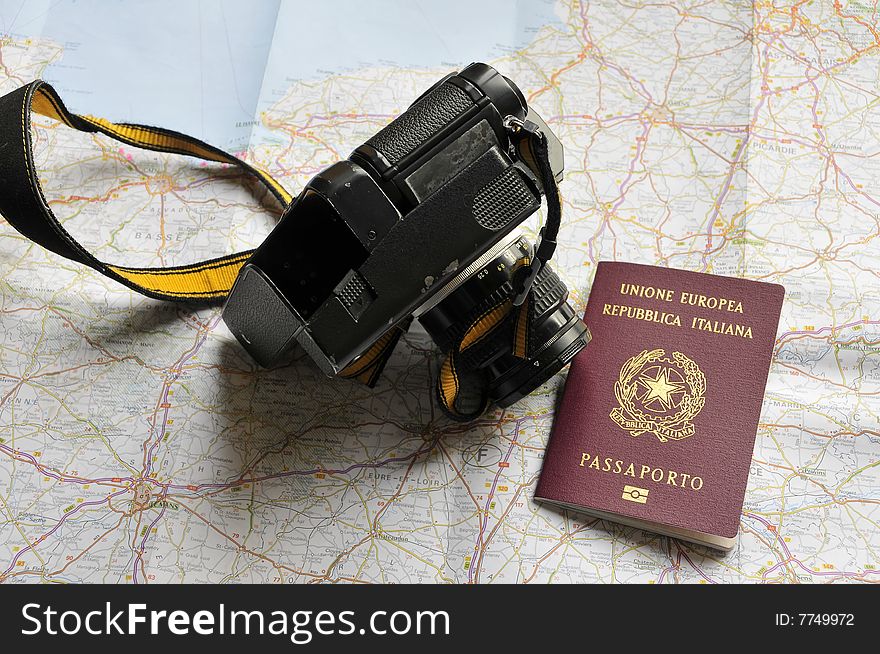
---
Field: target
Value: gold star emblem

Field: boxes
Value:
[638,367,685,411]
[611,349,706,443]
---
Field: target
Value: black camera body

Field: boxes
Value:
[223,63,588,412]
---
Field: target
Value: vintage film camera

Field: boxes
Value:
[222,63,589,417]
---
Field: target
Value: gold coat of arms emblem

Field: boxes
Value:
[610,348,706,443]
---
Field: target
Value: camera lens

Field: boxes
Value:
[418,236,590,411]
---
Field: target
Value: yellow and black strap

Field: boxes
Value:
[339,317,413,387]
[0,80,291,301]
[436,291,518,421]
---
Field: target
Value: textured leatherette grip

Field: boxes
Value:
[366,82,473,164]
[473,167,535,230]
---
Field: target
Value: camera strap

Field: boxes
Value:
[511,121,561,302]
[0,81,293,301]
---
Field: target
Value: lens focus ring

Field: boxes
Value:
[528,266,568,319]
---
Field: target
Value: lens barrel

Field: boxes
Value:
[419,237,590,409]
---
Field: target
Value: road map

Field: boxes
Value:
[1,0,878,583]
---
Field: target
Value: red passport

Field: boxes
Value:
[535,262,784,549]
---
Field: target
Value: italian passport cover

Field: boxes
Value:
[535,262,784,549]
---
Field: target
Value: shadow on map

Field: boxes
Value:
[206,331,457,495]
